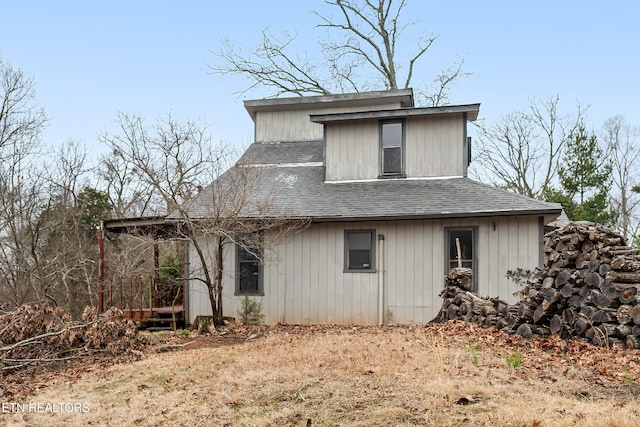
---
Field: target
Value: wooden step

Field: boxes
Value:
[145,317,182,322]
[146,326,174,331]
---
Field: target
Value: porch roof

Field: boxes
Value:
[101,216,182,238]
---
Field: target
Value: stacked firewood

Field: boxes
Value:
[432,268,512,330]
[434,221,640,349]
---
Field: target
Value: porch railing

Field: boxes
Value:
[98,276,184,324]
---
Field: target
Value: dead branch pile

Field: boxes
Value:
[0,302,146,374]
[433,221,640,348]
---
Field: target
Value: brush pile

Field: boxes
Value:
[434,221,640,348]
[0,301,146,375]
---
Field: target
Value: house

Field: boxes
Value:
[185,89,562,325]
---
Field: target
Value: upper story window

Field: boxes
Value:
[380,120,405,176]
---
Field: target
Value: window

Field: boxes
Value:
[445,227,477,290]
[345,230,376,272]
[380,121,404,176]
[236,243,263,295]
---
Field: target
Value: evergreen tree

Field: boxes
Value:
[545,124,617,226]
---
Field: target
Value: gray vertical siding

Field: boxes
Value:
[254,103,401,143]
[325,121,378,181]
[406,116,464,177]
[187,216,543,325]
[324,115,467,181]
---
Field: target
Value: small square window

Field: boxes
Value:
[345,230,376,272]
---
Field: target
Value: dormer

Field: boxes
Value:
[310,103,480,182]
[243,89,479,182]
[244,89,413,143]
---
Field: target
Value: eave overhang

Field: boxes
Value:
[101,216,183,239]
[307,208,562,224]
[244,89,414,122]
[309,103,481,123]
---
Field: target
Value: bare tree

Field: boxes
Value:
[100,113,307,326]
[98,149,158,218]
[471,95,584,199]
[212,0,468,104]
[602,115,640,241]
[34,141,115,318]
[0,59,121,318]
[0,165,46,308]
[0,57,47,236]
[0,137,112,318]
[0,57,48,309]
[44,139,91,205]
[0,57,47,160]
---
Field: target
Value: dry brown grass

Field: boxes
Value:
[3,321,640,426]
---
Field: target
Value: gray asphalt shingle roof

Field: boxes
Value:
[237,140,324,165]
[187,141,562,222]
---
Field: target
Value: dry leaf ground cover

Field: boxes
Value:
[3,321,640,427]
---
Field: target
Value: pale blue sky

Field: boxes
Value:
[1,1,638,159]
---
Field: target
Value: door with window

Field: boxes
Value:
[445,227,477,291]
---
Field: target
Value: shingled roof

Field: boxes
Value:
[185,141,562,223]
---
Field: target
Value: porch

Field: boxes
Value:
[99,275,185,330]
[98,216,186,330]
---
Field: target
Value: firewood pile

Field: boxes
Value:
[433,221,640,349]
[0,301,147,374]
[431,268,512,330]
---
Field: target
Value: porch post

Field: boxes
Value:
[154,242,161,309]
[97,223,105,313]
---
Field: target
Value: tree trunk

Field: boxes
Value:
[584,272,601,288]
[611,256,640,271]
[562,308,577,325]
[606,270,640,283]
[591,290,614,309]
[555,270,572,286]
[541,276,555,289]
[574,317,590,336]
[560,283,574,298]
[549,314,562,334]
[616,305,633,325]
[214,237,225,326]
[590,310,612,324]
[516,323,533,338]
[599,280,617,298]
[625,335,640,349]
[575,252,591,269]
[581,240,594,252]
[598,263,611,276]
[616,284,638,304]
[630,304,640,325]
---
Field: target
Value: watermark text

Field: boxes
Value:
[2,402,89,414]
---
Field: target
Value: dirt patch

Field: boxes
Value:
[155,334,248,351]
